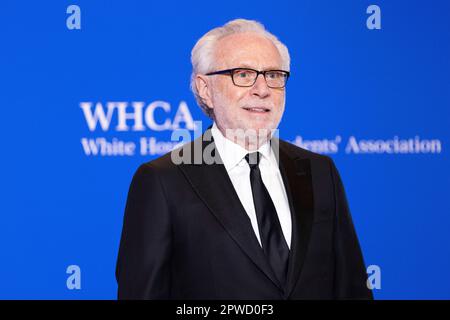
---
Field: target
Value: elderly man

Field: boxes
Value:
[116,19,373,300]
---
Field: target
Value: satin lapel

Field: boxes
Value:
[178,131,283,291]
[274,140,315,298]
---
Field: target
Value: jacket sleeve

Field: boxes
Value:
[329,159,373,300]
[116,163,172,299]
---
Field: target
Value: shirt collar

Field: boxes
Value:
[211,122,272,172]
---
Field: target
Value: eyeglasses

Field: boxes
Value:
[205,68,290,88]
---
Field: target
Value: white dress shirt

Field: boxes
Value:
[211,122,292,248]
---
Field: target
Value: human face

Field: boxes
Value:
[198,32,287,147]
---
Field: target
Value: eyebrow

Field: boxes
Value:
[235,64,282,70]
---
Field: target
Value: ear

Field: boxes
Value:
[195,74,214,110]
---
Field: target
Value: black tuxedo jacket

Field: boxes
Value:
[116,129,373,300]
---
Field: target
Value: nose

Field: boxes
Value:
[250,73,270,98]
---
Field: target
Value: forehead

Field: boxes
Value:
[214,32,282,70]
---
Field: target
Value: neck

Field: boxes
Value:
[216,124,272,151]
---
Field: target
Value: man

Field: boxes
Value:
[116,19,373,300]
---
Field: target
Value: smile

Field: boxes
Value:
[243,107,271,113]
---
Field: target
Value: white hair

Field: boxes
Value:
[190,18,291,119]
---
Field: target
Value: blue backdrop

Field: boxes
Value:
[1,0,449,299]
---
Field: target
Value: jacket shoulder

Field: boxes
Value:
[135,138,196,175]
[278,138,333,164]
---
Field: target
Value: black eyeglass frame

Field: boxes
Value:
[205,68,290,88]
